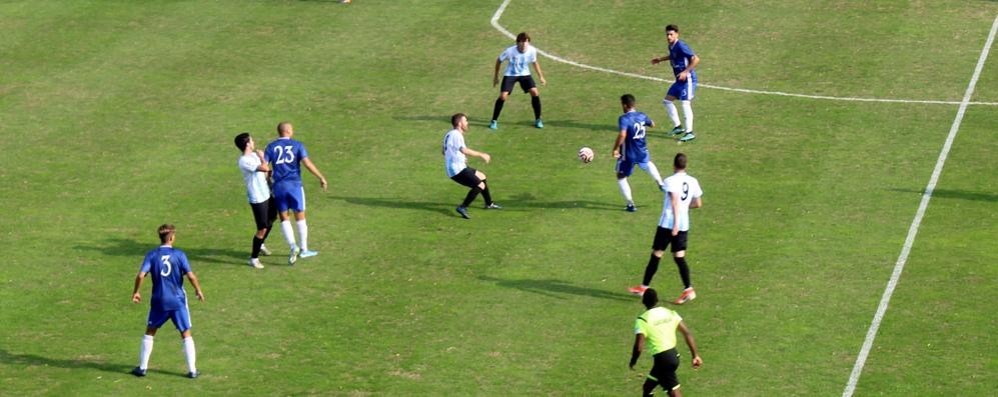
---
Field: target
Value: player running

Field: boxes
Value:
[613,94,665,212]
[652,24,700,142]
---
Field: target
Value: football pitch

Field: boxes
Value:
[1,1,996,395]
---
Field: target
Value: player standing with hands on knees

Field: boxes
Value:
[443,113,501,219]
[131,224,205,379]
[652,24,699,142]
[491,32,547,130]
[629,288,703,396]
[265,122,328,265]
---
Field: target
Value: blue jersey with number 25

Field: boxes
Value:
[618,111,654,163]
[265,137,309,185]
[140,246,192,311]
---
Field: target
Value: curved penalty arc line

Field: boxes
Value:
[490,0,998,106]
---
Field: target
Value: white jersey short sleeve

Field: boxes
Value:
[442,129,467,178]
[238,154,271,204]
[658,172,702,231]
[499,45,537,77]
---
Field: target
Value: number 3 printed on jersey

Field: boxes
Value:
[160,255,172,277]
[273,146,295,165]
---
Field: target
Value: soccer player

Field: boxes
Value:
[264,122,328,265]
[613,94,665,212]
[490,32,547,130]
[629,153,703,304]
[442,113,501,219]
[235,133,276,269]
[131,224,205,379]
[629,288,703,397]
[651,24,699,142]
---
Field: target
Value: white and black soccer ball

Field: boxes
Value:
[578,147,594,163]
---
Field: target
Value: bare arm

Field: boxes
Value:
[532,61,546,86]
[677,54,699,81]
[131,272,147,303]
[460,147,491,164]
[678,321,702,369]
[493,59,502,87]
[629,333,645,369]
[670,192,681,236]
[651,54,671,65]
[301,157,328,191]
[186,271,205,302]
[690,196,702,209]
[612,130,626,159]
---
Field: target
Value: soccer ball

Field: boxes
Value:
[578,147,594,163]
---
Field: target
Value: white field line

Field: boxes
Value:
[490,0,998,106]
[842,13,998,397]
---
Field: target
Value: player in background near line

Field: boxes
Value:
[629,288,703,397]
[491,32,547,130]
[264,122,328,265]
[651,24,699,142]
[613,94,665,212]
[131,224,205,379]
[443,113,501,219]
[630,153,703,304]
[234,133,275,269]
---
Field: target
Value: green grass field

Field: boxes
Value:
[1,1,996,395]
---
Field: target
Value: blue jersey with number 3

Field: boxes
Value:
[618,111,654,163]
[265,137,309,185]
[140,246,192,311]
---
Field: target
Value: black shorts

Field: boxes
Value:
[648,348,681,392]
[500,75,536,94]
[450,167,481,188]
[652,227,688,253]
[249,197,277,230]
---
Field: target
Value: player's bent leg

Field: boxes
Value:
[642,378,659,396]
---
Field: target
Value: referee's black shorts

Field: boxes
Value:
[450,167,481,188]
[249,197,277,230]
[500,75,537,93]
[652,226,689,253]
[648,348,681,392]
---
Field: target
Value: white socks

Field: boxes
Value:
[296,220,308,251]
[138,335,154,370]
[183,336,197,374]
[664,100,681,128]
[280,220,297,249]
[681,100,694,132]
[643,162,664,186]
[617,178,633,204]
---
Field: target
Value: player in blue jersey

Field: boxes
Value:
[235,133,275,269]
[264,122,328,265]
[131,224,205,379]
[652,24,700,142]
[613,94,665,212]
[490,32,547,130]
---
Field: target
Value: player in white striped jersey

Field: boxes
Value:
[490,32,547,130]
[235,133,275,269]
[630,153,703,304]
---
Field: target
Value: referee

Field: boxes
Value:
[629,288,703,396]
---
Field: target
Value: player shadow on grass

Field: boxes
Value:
[393,115,612,132]
[74,238,248,266]
[478,275,632,302]
[0,349,139,376]
[329,196,455,217]
[331,194,621,214]
[889,188,998,203]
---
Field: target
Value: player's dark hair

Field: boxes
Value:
[666,24,679,33]
[277,122,292,136]
[234,132,251,151]
[516,32,530,43]
[621,94,636,108]
[674,152,687,170]
[158,224,176,244]
[451,113,467,127]
[642,288,659,309]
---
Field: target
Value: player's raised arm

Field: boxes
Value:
[651,54,670,65]
[460,147,490,164]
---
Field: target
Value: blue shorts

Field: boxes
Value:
[273,182,306,213]
[667,76,697,101]
[147,305,192,332]
[616,158,652,178]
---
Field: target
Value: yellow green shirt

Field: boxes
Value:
[634,307,682,355]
